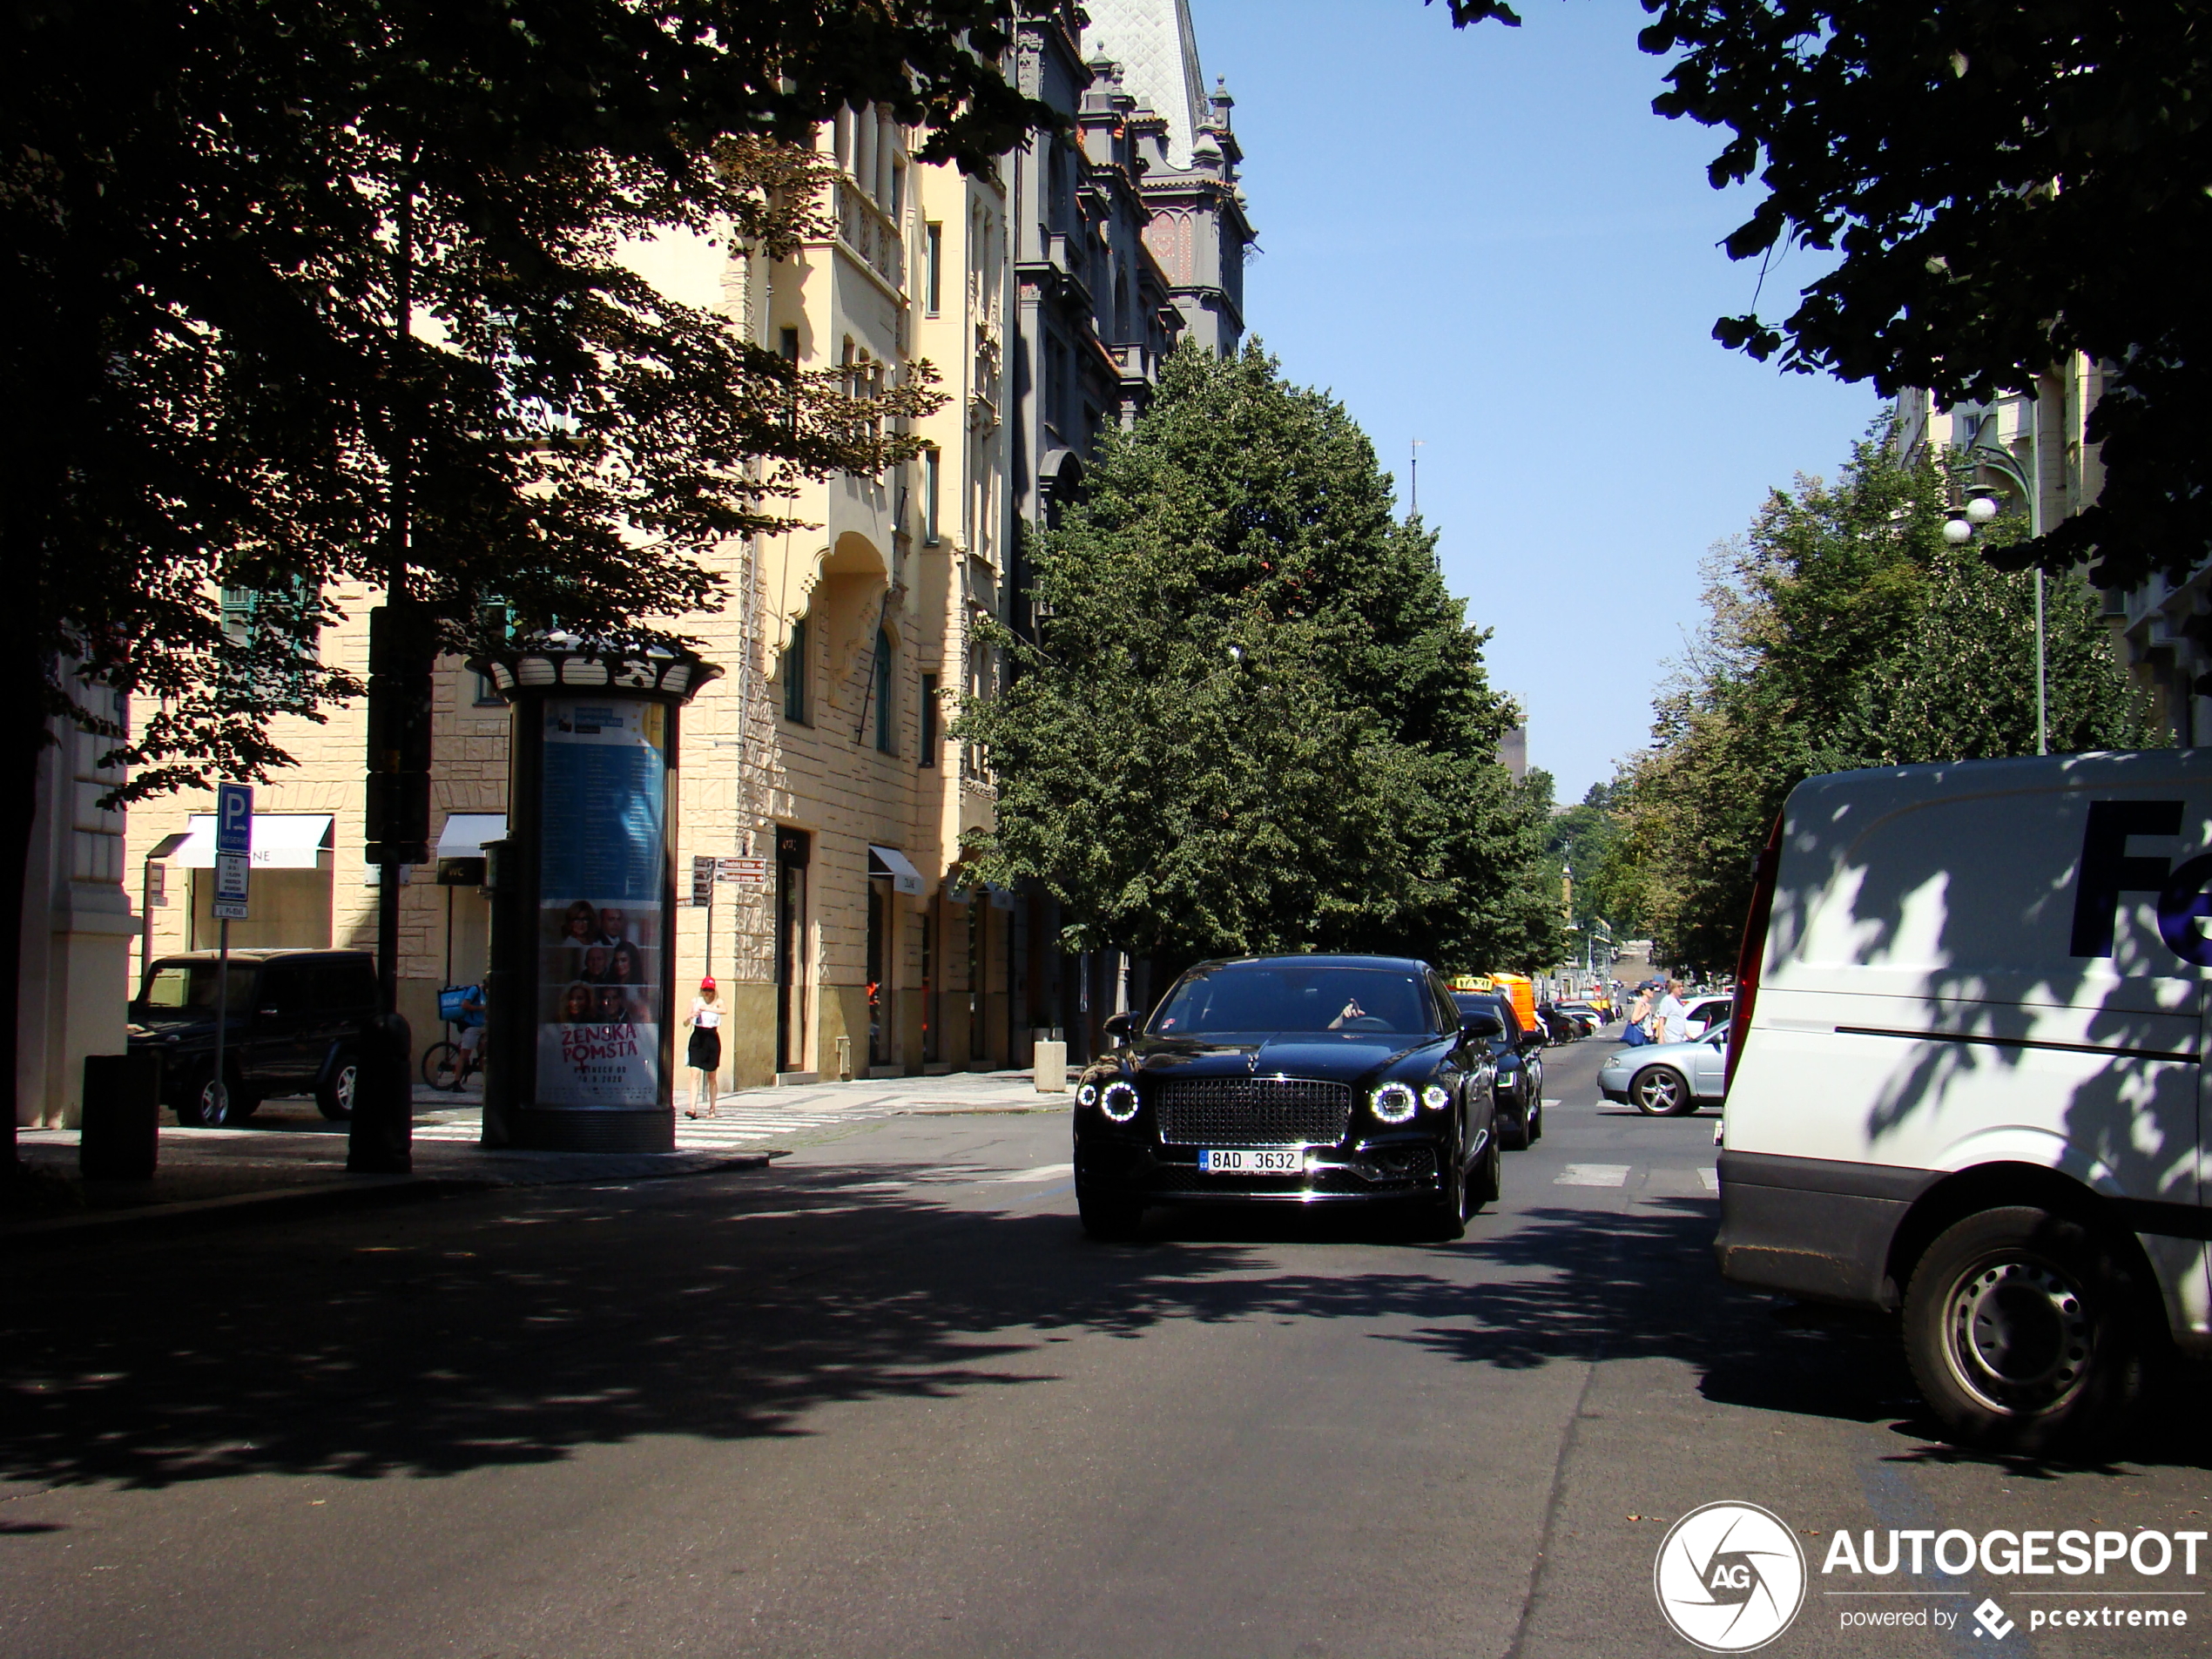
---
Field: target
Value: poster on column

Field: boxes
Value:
[536,698,668,1107]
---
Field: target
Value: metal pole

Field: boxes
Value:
[2035,570,2048,756]
[212,916,231,1119]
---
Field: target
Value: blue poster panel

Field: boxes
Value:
[536,698,668,1108]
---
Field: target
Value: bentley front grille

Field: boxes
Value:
[1154,1076,1354,1147]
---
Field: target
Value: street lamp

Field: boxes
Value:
[1945,438,2047,758]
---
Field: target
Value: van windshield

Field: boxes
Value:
[1150,965,1435,1037]
[136,961,255,1015]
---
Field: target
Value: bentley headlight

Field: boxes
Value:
[1371,1082,1418,1124]
[1076,1081,1099,1109]
[1100,1081,1140,1123]
[1421,1084,1451,1112]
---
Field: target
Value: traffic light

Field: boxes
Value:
[365,603,435,865]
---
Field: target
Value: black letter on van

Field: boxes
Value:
[2069,799,2183,957]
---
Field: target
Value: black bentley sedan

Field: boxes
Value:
[1071,954,1501,1240]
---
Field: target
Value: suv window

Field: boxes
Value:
[259,963,312,1015]
[312,961,378,1012]
[138,960,254,1013]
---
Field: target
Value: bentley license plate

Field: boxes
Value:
[1198,1147,1305,1176]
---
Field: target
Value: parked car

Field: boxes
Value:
[1598,1022,1729,1116]
[1681,995,1733,1037]
[1453,990,1545,1148]
[1720,749,2212,1452]
[127,948,377,1126]
[1072,954,1501,1241]
[1554,1001,1606,1035]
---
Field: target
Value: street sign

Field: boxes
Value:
[691,855,716,907]
[216,781,253,857]
[214,782,253,919]
[718,856,768,887]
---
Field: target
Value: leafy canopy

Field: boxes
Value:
[3,1,1053,795]
[958,342,1554,973]
[1433,0,2212,597]
[1601,425,2155,968]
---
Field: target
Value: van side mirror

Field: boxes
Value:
[1103,1012,1136,1045]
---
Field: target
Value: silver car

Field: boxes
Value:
[1598,1022,1730,1116]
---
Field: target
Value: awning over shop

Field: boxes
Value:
[167,813,334,869]
[867,844,926,897]
[436,813,508,858]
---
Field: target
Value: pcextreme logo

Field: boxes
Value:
[1653,1501,1808,1653]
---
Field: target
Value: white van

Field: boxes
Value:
[1718,751,2212,1451]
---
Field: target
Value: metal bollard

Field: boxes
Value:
[81,1052,162,1179]
[347,1011,415,1174]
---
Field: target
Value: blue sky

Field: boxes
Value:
[1187,0,1879,800]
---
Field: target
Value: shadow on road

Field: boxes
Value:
[4,1174,2203,1495]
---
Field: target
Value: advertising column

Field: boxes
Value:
[471,644,721,1152]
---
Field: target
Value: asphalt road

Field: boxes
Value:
[5,1035,2209,1658]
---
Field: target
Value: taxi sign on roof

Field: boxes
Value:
[1449,974,1494,993]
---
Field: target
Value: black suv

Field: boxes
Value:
[127,949,378,1126]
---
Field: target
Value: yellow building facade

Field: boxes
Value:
[122,113,1016,1095]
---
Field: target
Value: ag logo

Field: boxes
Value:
[1653,1501,1806,1652]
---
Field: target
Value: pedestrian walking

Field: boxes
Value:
[684,977,722,1118]
[1655,979,1690,1045]
[1622,984,1654,1046]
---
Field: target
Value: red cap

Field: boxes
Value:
[699,975,716,989]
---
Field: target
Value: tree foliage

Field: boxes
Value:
[1603,426,2155,968]
[958,343,1549,973]
[1434,0,2212,599]
[4,1,1052,793]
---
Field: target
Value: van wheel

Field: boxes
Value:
[1630,1066,1690,1116]
[1903,1206,2143,1453]
[315,1053,361,1122]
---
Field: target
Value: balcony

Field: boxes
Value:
[835,179,905,293]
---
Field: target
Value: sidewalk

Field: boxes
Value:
[5,1069,1061,1248]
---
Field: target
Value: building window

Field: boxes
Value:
[873,627,896,755]
[920,673,939,766]
[926,222,942,315]
[924,448,941,543]
[779,327,799,365]
[781,615,809,725]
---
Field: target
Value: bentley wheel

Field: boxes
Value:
[1903,1206,2142,1453]
[1467,1126,1501,1211]
[1630,1066,1690,1116]
[1420,1141,1469,1241]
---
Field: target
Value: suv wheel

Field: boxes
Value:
[177,1066,242,1128]
[1904,1205,2143,1453]
[316,1052,361,1122]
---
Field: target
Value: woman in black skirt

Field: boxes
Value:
[683,976,722,1118]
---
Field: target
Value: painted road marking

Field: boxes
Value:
[1700,1168,1720,1193]
[1555,1163,1630,1188]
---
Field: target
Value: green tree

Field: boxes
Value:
[2,1,1053,1173]
[958,343,1541,973]
[1435,0,2212,596]
[1608,425,2153,967]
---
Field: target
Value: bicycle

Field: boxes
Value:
[419,1035,482,1090]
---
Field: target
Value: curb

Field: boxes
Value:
[0,1150,776,1252]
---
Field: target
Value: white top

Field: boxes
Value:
[689,998,720,1028]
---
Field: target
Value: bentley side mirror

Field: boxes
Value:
[1103,1012,1136,1045]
